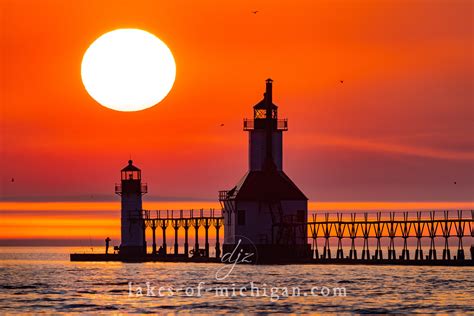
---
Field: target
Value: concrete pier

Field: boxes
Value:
[71,209,473,265]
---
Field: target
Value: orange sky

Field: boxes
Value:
[0,1,473,242]
[1,201,473,245]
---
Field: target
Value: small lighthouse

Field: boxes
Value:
[115,160,147,256]
[220,79,310,263]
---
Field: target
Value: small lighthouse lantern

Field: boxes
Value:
[122,161,141,180]
[115,160,147,195]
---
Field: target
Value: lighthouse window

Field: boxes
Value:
[254,108,278,119]
[254,109,266,119]
[238,210,246,225]
[122,170,140,180]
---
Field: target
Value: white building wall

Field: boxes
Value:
[229,200,308,245]
[249,130,282,171]
[223,200,236,244]
[280,200,308,244]
[235,201,270,244]
[121,194,144,247]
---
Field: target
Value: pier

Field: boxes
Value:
[71,209,473,266]
[305,209,473,265]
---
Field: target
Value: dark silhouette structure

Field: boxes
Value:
[70,80,473,265]
[219,79,310,263]
[115,160,147,256]
[71,208,473,266]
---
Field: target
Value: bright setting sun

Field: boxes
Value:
[81,28,176,111]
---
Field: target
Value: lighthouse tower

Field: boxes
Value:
[220,79,310,263]
[115,160,147,256]
[246,79,284,171]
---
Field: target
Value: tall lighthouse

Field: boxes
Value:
[115,160,147,256]
[220,79,310,263]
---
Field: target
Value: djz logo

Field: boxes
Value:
[215,236,258,280]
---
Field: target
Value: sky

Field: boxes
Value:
[0,0,473,243]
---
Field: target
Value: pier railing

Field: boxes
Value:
[243,118,288,131]
[141,209,223,258]
[136,209,473,263]
[303,210,473,261]
[219,190,239,201]
[114,183,148,195]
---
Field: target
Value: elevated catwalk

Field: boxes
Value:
[71,209,473,265]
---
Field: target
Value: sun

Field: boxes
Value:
[81,29,176,112]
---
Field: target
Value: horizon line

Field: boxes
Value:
[1,200,473,211]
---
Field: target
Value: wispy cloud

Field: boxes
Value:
[297,134,474,161]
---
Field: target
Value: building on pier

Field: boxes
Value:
[219,79,310,262]
[115,160,147,256]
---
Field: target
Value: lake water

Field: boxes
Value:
[0,247,473,313]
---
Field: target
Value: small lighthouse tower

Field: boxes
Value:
[115,160,147,256]
[220,79,310,263]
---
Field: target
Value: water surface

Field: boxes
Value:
[0,247,472,313]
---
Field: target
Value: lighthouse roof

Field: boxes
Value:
[253,98,277,110]
[230,169,307,201]
[121,160,141,172]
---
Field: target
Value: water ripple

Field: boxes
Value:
[0,248,473,313]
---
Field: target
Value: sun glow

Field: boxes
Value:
[81,28,176,112]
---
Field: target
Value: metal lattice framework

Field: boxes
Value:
[142,209,223,258]
[136,209,473,263]
[306,210,473,261]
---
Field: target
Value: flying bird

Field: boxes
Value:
[11,178,14,182]
[252,10,259,14]
[220,123,225,127]
[340,80,344,84]
[454,181,457,184]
